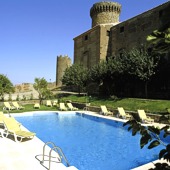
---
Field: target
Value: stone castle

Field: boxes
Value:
[56,1,170,86]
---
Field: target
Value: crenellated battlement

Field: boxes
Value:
[57,55,70,59]
[90,1,121,27]
[90,2,121,17]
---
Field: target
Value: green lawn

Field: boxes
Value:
[1,104,57,114]
[61,95,170,114]
[1,96,170,114]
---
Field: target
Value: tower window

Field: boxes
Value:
[84,35,88,40]
[107,30,110,36]
[120,26,124,33]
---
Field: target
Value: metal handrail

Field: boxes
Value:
[41,141,56,163]
[41,141,70,170]
[49,146,70,169]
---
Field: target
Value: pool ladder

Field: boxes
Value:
[35,141,70,170]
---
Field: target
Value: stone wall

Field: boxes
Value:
[73,24,114,67]
[109,2,169,56]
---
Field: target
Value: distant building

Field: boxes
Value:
[15,83,32,93]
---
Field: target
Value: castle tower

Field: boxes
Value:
[90,1,121,28]
[56,55,72,87]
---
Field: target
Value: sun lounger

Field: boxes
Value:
[53,100,58,106]
[2,117,35,142]
[100,105,113,116]
[0,112,20,125]
[46,100,52,107]
[3,102,16,110]
[137,109,154,123]
[34,103,40,109]
[0,111,6,124]
[12,101,24,110]
[67,103,78,111]
[59,103,68,111]
[117,107,132,120]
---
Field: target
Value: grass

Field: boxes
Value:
[1,96,170,114]
[61,95,170,114]
[1,104,57,114]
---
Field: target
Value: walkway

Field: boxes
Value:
[0,130,77,170]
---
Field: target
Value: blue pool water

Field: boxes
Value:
[15,112,166,170]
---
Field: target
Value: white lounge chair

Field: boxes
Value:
[67,103,78,111]
[12,101,24,110]
[117,107,132,120]
[3,102,16,110]
[53,100,58,106]
[0,112,21,126]
[59,103,68,111]
[46,100,52,107]
[137,110,154,123]
[0,111,6,124]
[100,105,113,116]
[34,103,40,109]
[2,117,35,142]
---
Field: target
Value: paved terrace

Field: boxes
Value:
[0,135,78,170]
[0,111,169,170]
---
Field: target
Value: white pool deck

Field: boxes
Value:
[0,111,169,170]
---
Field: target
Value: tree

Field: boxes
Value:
[33,77,52,104]
[89,60,111,95]
[147,28,170,54]
[62,64,88,94]
[147,3,170,55]
[89,60,108,85]
[121,46,160,98]
[90,57,126,96]
[0,74,14,101]
[124,119,170,169]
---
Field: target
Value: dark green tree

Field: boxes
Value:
[89,58,123,96]
[147,3,170,55]
[89,60,107,87]
[62,64,88,94]
[121,46,160,98]
[147,28,170,54]
[33,77,52,104]
[0,74,14,101]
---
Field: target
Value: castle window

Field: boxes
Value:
[106,30,110,36]
[120,26,124,33]
[84,35,88,40]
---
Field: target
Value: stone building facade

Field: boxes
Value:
[56,1,170,92]
[74,1,122,68]
[73,1,170,67]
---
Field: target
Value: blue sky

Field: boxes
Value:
[0,0,168,85]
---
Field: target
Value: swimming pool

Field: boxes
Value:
[15,112,165,170]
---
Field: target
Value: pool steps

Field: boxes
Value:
[35,141,78,170]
